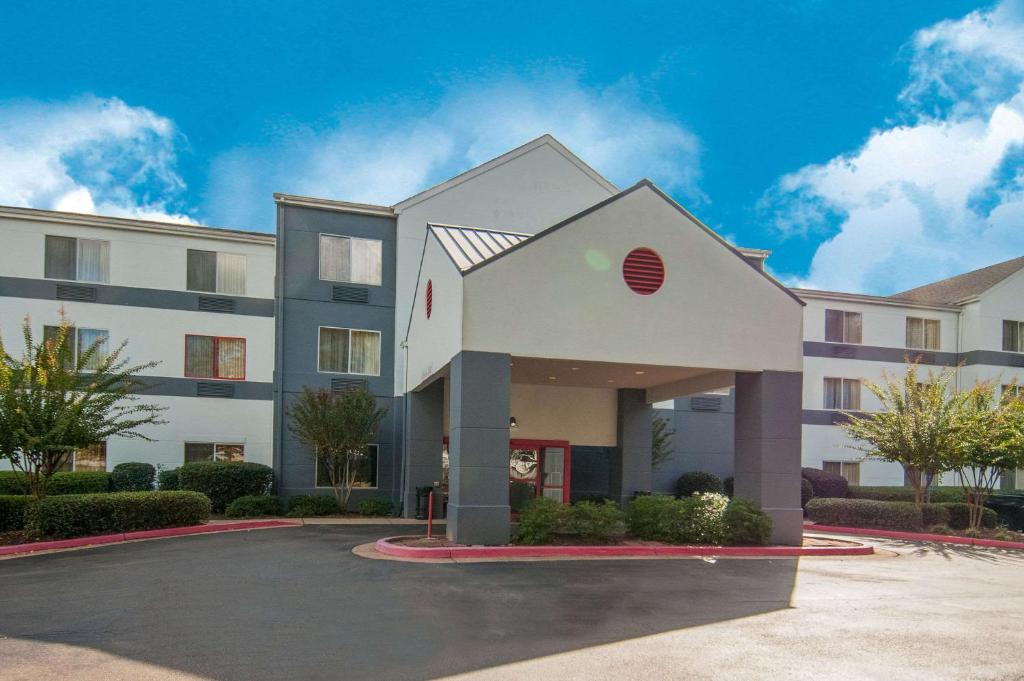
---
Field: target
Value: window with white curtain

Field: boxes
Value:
[318,327,380,375]
[185,335,246,379]
[824,309,862,343]
[45,235,110,283]
[906,317,940,350]
[1003,320,1024,352]
[186,249,247,295]
[319,234,382,285]
[56,442,108,472]
[823,377,861,410]
[823,461,861,485]
[184,442,245,463]
[43,325,109,371]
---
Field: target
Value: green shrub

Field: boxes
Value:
[723,499,773,546]
[675,471,724,498]
[801,478,815,509]
[987,494,1024,531]
[110,462,156,492]
[0,471,111,495]
[157,468,180,490]
[0,495,33,532]
[848,486,967,503]
[564,500,625,542]
[801,467,848,499]
[356,497,394,516]
[24,491,211,539]
[938,503,998,530]
[226,495,284,518]
[178,462,273,513]
[920,504,951,528]
[514,496,566,545]
[286,494,340,517]
[805,498,923,531]
[672,492,729,544]
[625,495,676,540]
[723,476,734,498]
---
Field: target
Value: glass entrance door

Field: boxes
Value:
[509,440,571,512]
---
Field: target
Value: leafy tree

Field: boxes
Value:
[840,361,967,506]
[288,386,387,511]
[951,382,1024,530]
[652,414,674,468]
[0,316,164,498]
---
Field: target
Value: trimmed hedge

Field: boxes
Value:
[805,498,923,531]
[357,497,394,517]
[921,504,950,528]
[110,463,156,492]
[625,495,675,541]
[0,495,33,532]
[848,486,967,503]
[563,500,626,542]
[287,494,340,517]
[801,467,848,499]
[723,499,772,546]
[987,494,1024,531]
[178,462,273,513]
[0,471,111,495]
[939,503,998,530]
[801,478,815,509]
[24,491,211,539]
[675,471,724,498]
[226,495,284,518]
[158,468,180,490]
[723,476,734,498]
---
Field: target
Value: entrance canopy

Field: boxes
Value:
[405,180,804,399]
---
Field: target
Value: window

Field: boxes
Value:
[184,442,245,463]
[185,335,246,379]
[1003,384,1024,399]
[56,442,108,472]
[823,377,861,410]
[187,249,247,295]
[825,309,862,344]
[319,234,382,286]
[43,325,110,371]
[315,444,378,488]
[1003,320,1024,352]
[45,235,110,283]
[906,317,940,350]
[823,461,861,486]
[318,327,381,375]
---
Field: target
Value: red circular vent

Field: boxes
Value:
[425,279,433,319]
[622,248,664,295]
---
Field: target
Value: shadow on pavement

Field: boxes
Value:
[0,524,799,681]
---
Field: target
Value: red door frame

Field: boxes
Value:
[510,439,572,504]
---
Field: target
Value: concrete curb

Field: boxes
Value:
[0,520,299,557]
[374,536,874,560]
[804,523,1024,550]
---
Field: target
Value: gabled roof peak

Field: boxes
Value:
[891,255,1024,305]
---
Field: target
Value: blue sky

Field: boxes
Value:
[2,0,1023,294]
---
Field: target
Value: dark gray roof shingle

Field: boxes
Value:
[891,256,1024,304]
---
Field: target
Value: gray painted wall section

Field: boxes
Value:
[804,340,1024,369]
[446,351,511,545]
[273,204,398,504]
[403,380,444,515]
[0,276,274,316]
[135,376,272,400]
[614,388,653,505]
[734,370,803,545]
[653,393,736,494]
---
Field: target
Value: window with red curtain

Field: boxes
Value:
[185,335,246,380]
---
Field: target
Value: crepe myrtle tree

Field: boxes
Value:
[652,414,674,468]
[0,316,165,498]
[840,360,966,506]
[289,386,387,512]
[952,382,1024,530]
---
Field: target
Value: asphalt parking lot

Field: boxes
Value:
[1,524,1023,681]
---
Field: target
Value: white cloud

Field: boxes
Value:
[762,0,1024,294]
[0,96,196,223]
[205,71,702,230]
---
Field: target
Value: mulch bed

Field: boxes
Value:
[0,531,36,547]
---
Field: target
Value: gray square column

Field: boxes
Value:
[402,379,444,517]
[734,370,803,545]
[447,351,511,545]
[614,388,653,506]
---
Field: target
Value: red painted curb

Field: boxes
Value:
[0,520,299,557]
[373,536,874,560]
[804,523,1024,550]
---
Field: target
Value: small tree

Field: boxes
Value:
[0,316,164,498]
[840,360,966,506]
[652,414,674,468]
[951,382,1024,530]
[289,386,387,511]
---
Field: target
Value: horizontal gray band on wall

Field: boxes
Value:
[802,409,868,426]
[0,276,274,317]
[803,342,1024,369]
[134,376,273,400]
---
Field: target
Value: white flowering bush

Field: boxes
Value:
[681,492,729,544]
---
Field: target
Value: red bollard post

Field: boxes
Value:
[427,489,434,539]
